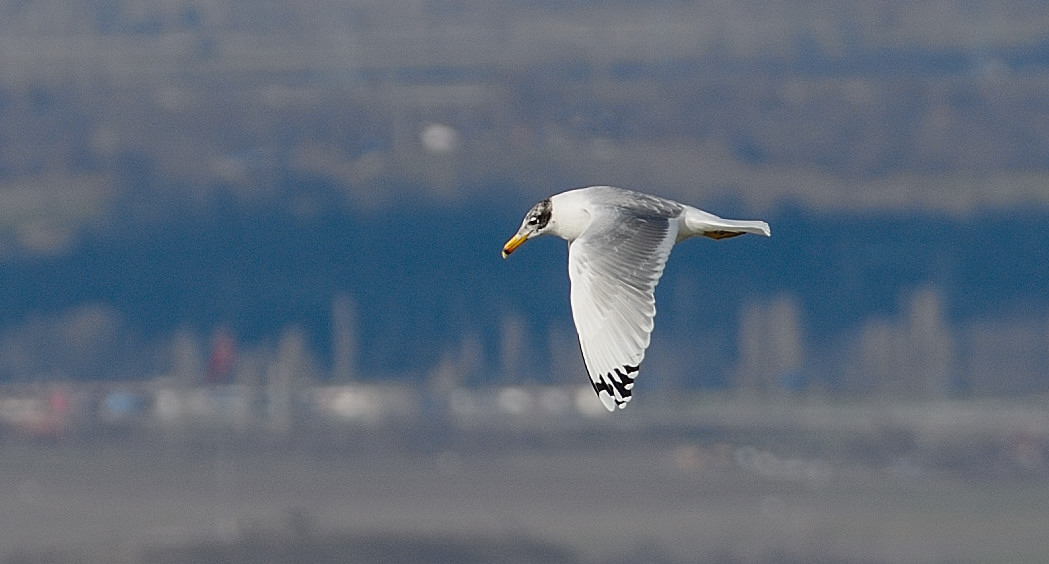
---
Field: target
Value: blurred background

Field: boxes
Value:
[1,1,1049,562]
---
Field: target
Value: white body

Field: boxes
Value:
[505,186,770,410]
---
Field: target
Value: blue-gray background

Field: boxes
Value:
[2,2,1049,562]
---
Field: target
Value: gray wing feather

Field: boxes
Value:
[568,202,679,410]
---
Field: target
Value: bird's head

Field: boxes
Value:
[502,198,553,258]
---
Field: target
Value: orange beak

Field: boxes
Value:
[502,232,528,258]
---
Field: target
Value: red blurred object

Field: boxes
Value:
[206,328,236,384]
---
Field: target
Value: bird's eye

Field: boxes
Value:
[528,217,539,225]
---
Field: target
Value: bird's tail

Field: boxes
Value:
[681,207,771,240]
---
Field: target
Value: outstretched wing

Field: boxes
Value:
[568,206,679,410]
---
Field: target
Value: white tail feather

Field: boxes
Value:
[679,206,771,240]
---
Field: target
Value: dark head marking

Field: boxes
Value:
[527,199,552,230]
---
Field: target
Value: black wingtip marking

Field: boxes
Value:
[591,364,640,407]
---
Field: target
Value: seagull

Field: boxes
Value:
[502,186,770,411]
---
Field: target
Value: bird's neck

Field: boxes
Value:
[547,194,592,242]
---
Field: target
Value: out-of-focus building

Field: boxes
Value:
[736,294,805,395]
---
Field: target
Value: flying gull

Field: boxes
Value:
[502,186,770,411]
